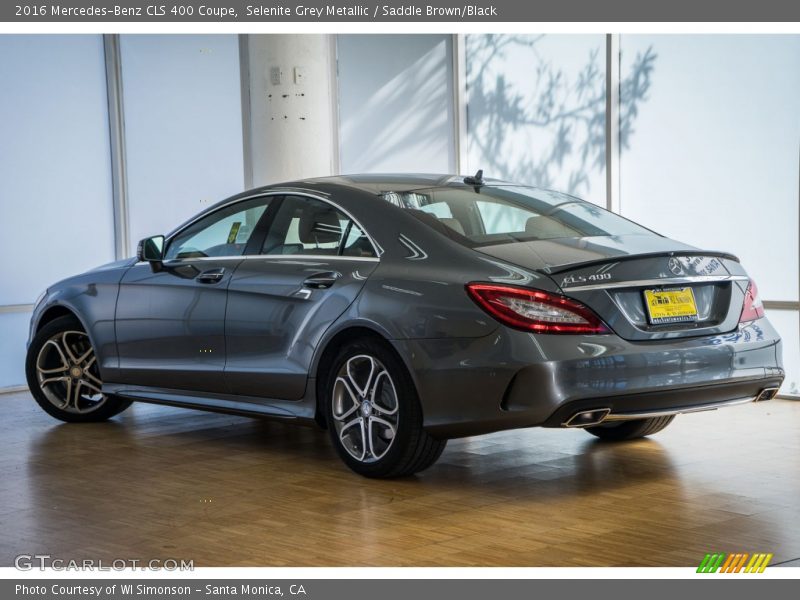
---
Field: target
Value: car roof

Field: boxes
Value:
[180,173,575,240]
[255,173,517,196]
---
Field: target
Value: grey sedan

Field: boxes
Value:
[25,174,784,477]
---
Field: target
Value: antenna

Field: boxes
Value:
[463,169,484,186]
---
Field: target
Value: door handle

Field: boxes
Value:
[196,268,225,284]
[302,271,341,289]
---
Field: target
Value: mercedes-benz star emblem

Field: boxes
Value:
[668,257,684,276]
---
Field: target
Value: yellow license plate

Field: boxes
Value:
[643,287,698,325]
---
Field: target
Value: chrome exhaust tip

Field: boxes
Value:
[563,408,611,428]
[756,387,780,402]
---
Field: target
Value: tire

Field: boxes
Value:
[323,337,446,478]
[25,315,132,423]
[584,415,675,441]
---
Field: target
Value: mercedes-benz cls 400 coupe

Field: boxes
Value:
[26,173,784,477]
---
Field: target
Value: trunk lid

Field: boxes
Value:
[477,235,749,341]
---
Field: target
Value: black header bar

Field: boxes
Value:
[4,0,800,22]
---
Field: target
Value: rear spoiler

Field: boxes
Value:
[540,250,740,275]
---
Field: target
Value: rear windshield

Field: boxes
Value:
[380,186,653,247]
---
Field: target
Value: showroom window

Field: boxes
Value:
[462,33,799,396]
[618,34,800,394]
[0,35,115,390]
[464,34,608,207]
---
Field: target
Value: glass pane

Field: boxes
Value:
[619,35,800,302]
[342,223,376,258]
[0,35,114,305]
[121,35,245,254]
[382,186,651,246]
[337,35,455,173]
[166,200,268,259]
[263,197,347,256]
[765,309,799,396]
[476,200,531,234]
[465,34,607,206]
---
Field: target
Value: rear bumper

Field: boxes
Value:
[392,317,784,438]
[545,378,782,428]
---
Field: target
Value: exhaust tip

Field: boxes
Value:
[756,387,780,402]
[563,408,611,428]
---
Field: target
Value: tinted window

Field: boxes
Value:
[381,186,653,246]
[165,197,271,259]
[261,196,375,258]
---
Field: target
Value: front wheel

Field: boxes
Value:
[323,338,446,478]
[25,315,132,423]
[584,415,675,441]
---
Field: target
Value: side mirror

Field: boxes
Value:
[137,235,165,263]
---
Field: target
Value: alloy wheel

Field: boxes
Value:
[331,354,399,463]
[35,330,106,414]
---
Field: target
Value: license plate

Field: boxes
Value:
[643,287,698,325]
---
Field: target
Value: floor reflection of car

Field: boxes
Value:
[26,173,784,477]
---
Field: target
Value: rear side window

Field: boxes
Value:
[261,196,375,258]
[381,186,652,247]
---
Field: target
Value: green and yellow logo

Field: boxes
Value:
[697,552,773,573]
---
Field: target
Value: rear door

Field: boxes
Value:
[224,195,379,399]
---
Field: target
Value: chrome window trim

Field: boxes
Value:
[150,254,380,266]
[243,255,379,262]
[562,274,749,292]
[163,189,380,260]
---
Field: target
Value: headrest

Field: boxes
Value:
[298,207,342,244]
[525,215,575,239]
[439,217,466,236]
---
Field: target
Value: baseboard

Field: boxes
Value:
[0,385,28,395]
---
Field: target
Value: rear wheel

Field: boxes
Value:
[584,415,675,441]
[323,338,446,478]
[25,315,132,423]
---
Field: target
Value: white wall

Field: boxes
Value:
[337,34,456,174]
[120,34,244,249]
[0,35,114,389]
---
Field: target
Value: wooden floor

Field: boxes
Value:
[1,390,799,567]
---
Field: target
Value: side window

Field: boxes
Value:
[261,196,375,258]
[341,222,374,257]
[165,197,271,259]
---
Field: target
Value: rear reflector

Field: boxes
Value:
[466,283,610,334]
[739,279,765,323]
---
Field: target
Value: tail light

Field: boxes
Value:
[466,283,610,334]
[739,279,765,323]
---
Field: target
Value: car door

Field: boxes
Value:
[114,196,275,393]
[225,194,379,400]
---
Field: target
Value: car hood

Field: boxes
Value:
[475,234,703,273]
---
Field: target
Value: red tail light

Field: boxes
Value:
[466,283,610,334]
[739,279,765,323]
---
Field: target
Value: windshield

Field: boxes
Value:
[381,186,654,247]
